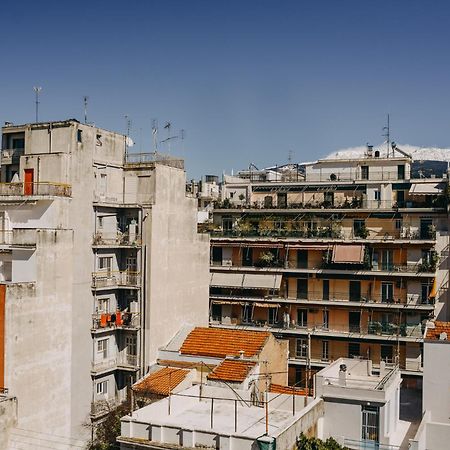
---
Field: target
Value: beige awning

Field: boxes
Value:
[332,244,364,264]
[287,244,331,250]
[211,300,246,305]
[242,273,282,290]
[210,272,282,290]
[253,302,281,308]
[409,183,445,195]
[210,272,244,288]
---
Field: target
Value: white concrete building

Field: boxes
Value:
[0,120,209,443]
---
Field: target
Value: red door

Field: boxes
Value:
[24,169,34,195]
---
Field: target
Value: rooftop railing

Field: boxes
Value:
[0,182,71,197]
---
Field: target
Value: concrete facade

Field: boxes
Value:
[0,120,209,444]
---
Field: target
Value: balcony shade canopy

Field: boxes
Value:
[331,244,365,264]
[210,272,282,290]
[409,183,445,195]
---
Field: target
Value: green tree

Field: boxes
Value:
[296,433,349,450]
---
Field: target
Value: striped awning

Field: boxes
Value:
[210,272,282,290]
[331,244,364,264]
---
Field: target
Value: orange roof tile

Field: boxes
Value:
[269,384,308,396]
[425,321,450,341]
[180,327,269,358]
[133,367,189,395]
[207,359,256,383]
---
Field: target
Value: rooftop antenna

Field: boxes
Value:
[382,114,390,157]
[152,119,158,152]
[288,150,293,164]
[83,96,89,124]
[125,115,132,157]
[33,86,42,123]
[180,129,186,152]
[162,121,173,152]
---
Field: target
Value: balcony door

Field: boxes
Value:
[349,311,361,333]
[24,168,34,195]
[349,281,361,302]
[381,249,393,271]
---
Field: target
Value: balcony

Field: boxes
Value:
[91,358,117,373]
[93,231,142,247]
[0,182,71,197]
[92,311,140,330]
[91,354,138,374]
[1,148,23,164]
[92,271,141,289]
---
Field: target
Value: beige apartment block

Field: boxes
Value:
[207,150,449,388]
[0,120,209,442]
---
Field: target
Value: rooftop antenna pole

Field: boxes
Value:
[180,129,186,153]
[288,150,293,164]
[164,121,171,152]
[125,115,131,158]
[382,114,390,157]
[33,86,42,123]
[83,96,89,124]
[152,119,158,152]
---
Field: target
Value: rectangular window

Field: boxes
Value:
[211,304,222,321]
[98,216,104,228]
[349,281,361,302]
[349,311,361,333]
[77,129,83,143]
[97,339,108,359]
[381,345,394,363]
[381,249,394,271]
[96,380,108,395]
[125,335,137,356]
[395,219,402,230]
[297,278,308,299]
[362,405,379,443]
[211,247,223,265]
[297,308,308,327]
[381,282,394,303]
[242,304,252,323]
[297,250,308,269]
[323,310,329,329]
[361,165,369,180]
[277,192,287,208]
[322,341,329,361]
[397,165,405,180]
[97,298,109,313]
[98,256,112,273]
[242,247,253,267]
[296,339,308,359]
[323,279,330,301]
[421,283,432,304]
[353,219,366,238]
[268,307,278,325]
[374,190,381,201]
[348,342,360,358]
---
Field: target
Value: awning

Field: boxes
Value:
[429,278,438,299]
[409,183,445,195]
[287,244,331,250]
[331,244,364,264]
[210,272,244,288]
[211,300,246,305]
[210,272,282,290]
[253,302,281,308]
[242,273,282,290]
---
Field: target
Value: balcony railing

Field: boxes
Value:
[92,311,140,330]
[92,271,140,289]
[118,354,138,368]
[93,232,142,246]
[1,148,23,164]
[91,358,117,373]
[0,182,71,197]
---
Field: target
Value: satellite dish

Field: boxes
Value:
[330,173,337,181]
[126,137,134,147]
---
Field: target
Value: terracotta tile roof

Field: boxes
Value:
[207,359,256,383]
[269,383,308,396]
[180,327,270,358]
[133,367,189,396]
[425,321,450,341]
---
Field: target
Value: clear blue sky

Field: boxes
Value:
[1,0,450,178]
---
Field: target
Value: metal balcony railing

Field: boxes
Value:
[92,271,140,288]
[93,232,142,246]
[0,182,71,197]
[92,311,140,330]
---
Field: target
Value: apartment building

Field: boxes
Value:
[207,149,449,388]
[0,120,209,441]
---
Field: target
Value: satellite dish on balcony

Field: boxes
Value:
[330,173,337,181]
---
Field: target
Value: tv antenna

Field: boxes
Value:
[124,115,132,156]
[33,86,42,123]
[83,96,89,124]
[152,119,158,151]
[288,150,293,164]
[382,114,390,157]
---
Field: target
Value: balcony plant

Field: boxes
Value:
[369,321,382,335]
[255,251,279,267]
[258,219,275,236]
[236,220,253,236]
[418,250,439,272]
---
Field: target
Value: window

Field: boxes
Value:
[297,278,308,299]
[96,380,108,395]
[349,281,361,302]
[397,165,405,180]
[381,249,393,271]
[98,257,112,273]
[229,192,234,199]
[353,219,365,238]
[297,308,308,327]
[12,138,25,149]
[264,196,273,208]
[242,247,253,267]
[296,339,308,359]
[362,405,379,443]
[98,216,104,228]
[277,193,287,208]
[97,298,109,313]
[222,217,233,232]
[322,280,329,301]
[421,283,432,304]
[297,250,308,269]
[243,304,252,323]
[322,341,329,361]
[381,282,394,303]
[211,304,222,321]
[125,335,137,356]
[381,345,394,363]
[395,219,402,230]
[211,247,222,265]
[349,311,361,332]
[361,165,369,180]
[268,307,278,325]
[348,342,360,358]
[374,190,381,201]
[323,310,329,329]
[77,129,83,143]
[97,339,108,359]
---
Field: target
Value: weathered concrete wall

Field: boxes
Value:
[0,395,17,449]
[144,164,210,366]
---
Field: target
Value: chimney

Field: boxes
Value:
[338,364,347,387]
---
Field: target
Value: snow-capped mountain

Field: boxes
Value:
[325,143,450,162]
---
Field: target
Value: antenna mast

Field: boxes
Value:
[33,86,42,123]
[83,96,89,124]
[152,119,158,152]
[382,114,390,157]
